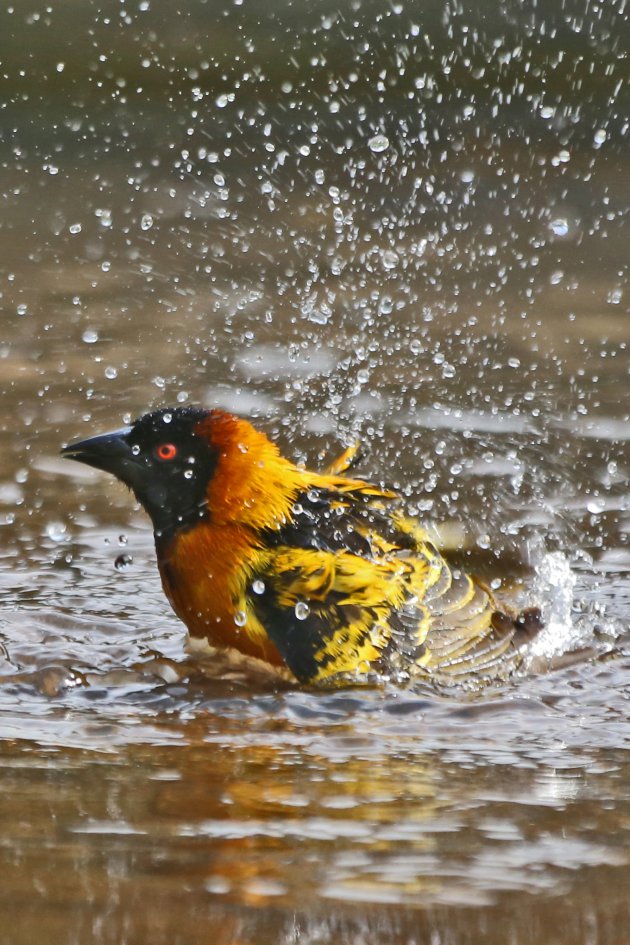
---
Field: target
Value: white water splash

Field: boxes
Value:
[525,551,577,663]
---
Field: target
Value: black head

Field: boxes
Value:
[61,407,218,541]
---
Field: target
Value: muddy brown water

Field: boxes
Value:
[1,3,629,943]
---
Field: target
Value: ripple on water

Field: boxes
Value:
[1,516,629,932]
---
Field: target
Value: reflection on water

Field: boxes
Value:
[1,0,630,942]
[1,585,630,943]
[2,668,630,944]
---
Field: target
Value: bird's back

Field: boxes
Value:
[237,476,539,686]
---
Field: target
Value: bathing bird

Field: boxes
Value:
[62,406,541,686]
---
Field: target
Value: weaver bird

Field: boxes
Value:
[62,407,541,687]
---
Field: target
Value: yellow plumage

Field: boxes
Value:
[183,437,537,687]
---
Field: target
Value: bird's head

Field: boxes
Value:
[61,407,219,539]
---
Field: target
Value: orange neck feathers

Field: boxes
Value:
[195,410,308,531]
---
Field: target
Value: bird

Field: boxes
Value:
[61,406,542,687]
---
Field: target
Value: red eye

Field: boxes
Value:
[156,443,178,461]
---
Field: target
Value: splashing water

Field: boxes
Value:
[520,548,624,672]
[525,551,577,665]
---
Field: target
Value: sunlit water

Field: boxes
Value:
[1,1,630,942]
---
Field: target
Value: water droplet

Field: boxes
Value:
[234,610,247,627]
[16,303,28,316]
[252,579,265,595]
[45,522,68,543]
[593,128,607,148]
[118,534,128,545]
[82,329,99,343]
[381,250,399,270]
[114,553,133,571]
[104,366,117,379]
[95,208,112,227]
[294,602,310,620]
[368,134,390,153]
[140,213,154,230]
[69,222,82,234]
[549,218,569,237]
[551,149,570,166]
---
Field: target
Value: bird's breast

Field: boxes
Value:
[156,522,285,666]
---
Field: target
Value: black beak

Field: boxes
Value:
[61,427,149,492]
